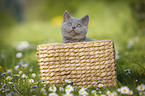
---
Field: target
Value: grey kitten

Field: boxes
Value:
[61,11,93,43]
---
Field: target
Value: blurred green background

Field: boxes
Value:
[0,0,145,45]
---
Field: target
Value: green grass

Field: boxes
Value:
[0,1,145,96]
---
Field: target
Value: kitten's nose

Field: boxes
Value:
[72,26,76,29]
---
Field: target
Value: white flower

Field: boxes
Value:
[29,68,33,72]
[19,71,23,74]
[21,74,28,78]
[91,90,96,94]
[49,85,57,92]
[98,84,103,88]
[28,79,34,84]
[65,79,71,83]
[117,88,121,92]
[6,93,12,96]
[22,63,29,68]
[49,93,58,96]
[63,93,74,96]
[106,90,112,96]
[111,91,118,96]
[65,85,74,93]
[13,74,20,77]
[139,91,145,96]
[128,90,133,95]
[100,95,106,96]
[40,88,46,93]
[6,76,12,80]
[59,87,64,92]
[120,86,129,94]
[81,86,88,90]
[137,84,145,91]
[15,41,30,51]
[14,65,20,70]
[6,69,12,73]
[32,73,36,78]
[8,82,13,84]
[79,88,88,96]
[16,52,23,58]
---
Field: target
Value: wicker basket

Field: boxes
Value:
[37,40,117,88]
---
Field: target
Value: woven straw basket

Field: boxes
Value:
[37,40,117,88]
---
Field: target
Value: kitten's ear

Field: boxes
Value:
[81,15,89,26]
[63,10,71,22]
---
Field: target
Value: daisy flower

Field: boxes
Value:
[16,52,23,58]
[28,79,34,84]
[22,64,29,68]
[98,84,103,88]
[128,90,133,95]
[40,88,46,93]
[59,87,64,92]
[32,73,36,78]
[106,90,112,96]
[79,88,88,96]
[14,65,20,70]
[139,91,145,96]
[65,79,71,83]
[6,92,12,96]
[18,71,23,75]
[120,86,129,94]
[63,92,74,96]
[82,86,88,90]
[137,84,145,91]
[111,91,118,96]
[49,85,57,92]
[6,76,12,80]
[21,74,28,79]
[29,68,33,72]
[6,69,12,73]
[65,85,74,93]
[8,82,13,85]
[49,93,58,96]
[91,90,96,94]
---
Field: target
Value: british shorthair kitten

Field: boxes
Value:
[61,10,93,43]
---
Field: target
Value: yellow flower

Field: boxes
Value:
[51,16,63,26]
[0,66,3,69]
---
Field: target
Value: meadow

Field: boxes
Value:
[0,1,145,96]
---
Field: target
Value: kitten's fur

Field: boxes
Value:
[61,11,93,43]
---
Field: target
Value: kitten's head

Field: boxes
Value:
[61,10,89,39]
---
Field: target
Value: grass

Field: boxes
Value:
[0,1,145,96]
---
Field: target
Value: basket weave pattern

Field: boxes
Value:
[37,40,117,88]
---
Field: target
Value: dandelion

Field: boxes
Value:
[16,52,23,58]
[6,76,12,80]
[120,86,129,94]
[91,90,96,94]
[79,88,88,96]
[49,85,57,92]
[128,90,133,95]
[106,90,112,96]
[111,91,118,96]
[49,93,58,96]
[98,84,103,88]
[32,73,36,78]
[65,85,74,93]
[21,74,28,79]
[137,84,145,91]
[14,65,20,70]
[40,88,46,93]
[28,79,34,84]
[59,87,64,92]
[65,79,71,83]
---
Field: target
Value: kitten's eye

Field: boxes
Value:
[68,22,72,26]
[77,24,81,28]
